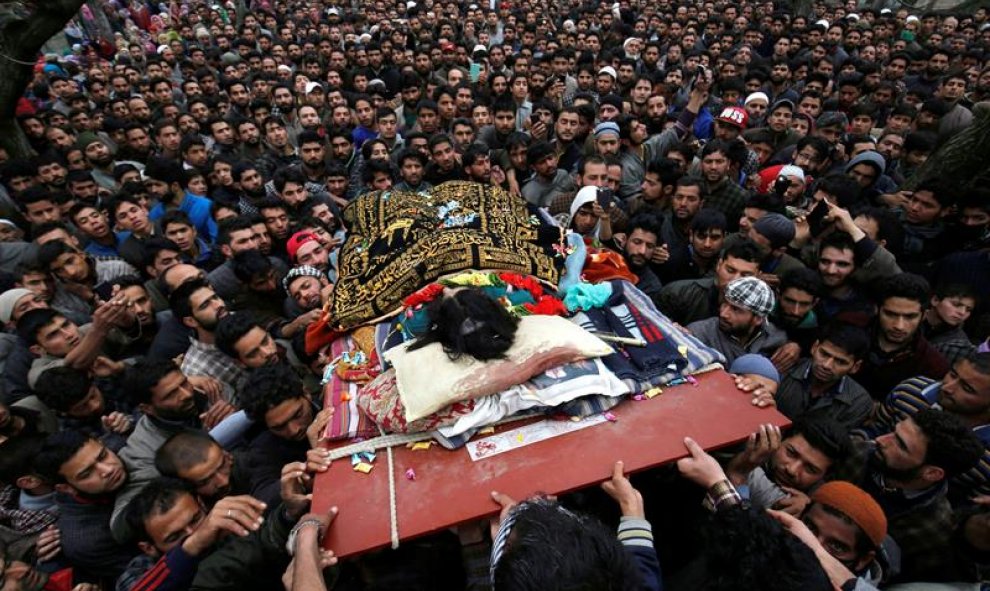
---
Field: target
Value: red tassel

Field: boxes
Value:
[523,296,567,316]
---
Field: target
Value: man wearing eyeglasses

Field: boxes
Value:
[155,430,256,506]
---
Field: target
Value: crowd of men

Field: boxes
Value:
[1,0,990,589]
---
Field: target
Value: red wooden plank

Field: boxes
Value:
[312,369,788,558]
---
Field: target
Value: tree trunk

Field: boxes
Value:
[0,0,88,159]
[903,101,990,191]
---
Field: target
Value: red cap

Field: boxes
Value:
[15,97,37,117]
[716,106,749,129]
[286,231,318,263]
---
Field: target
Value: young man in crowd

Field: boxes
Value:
[867,352,990,503]
[170,279,245,405]
[921,283,978,365]
[109,358,242,542]
[34,430,134,585]
[658,240,763,325]
[851,274,950,401]
[723,415,850,515]
[773,323,873,430]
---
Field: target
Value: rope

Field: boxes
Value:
[0,51,38,66]
[326,430,434,461]
[384,428,399,549]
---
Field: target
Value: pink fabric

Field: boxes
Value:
[357,369,478,433]
[322,334,380,440]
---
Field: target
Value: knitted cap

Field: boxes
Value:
[598,94,623,112]
[0,288,34,324]
[729,354,780,383]
[75,131,101,152]
[811,481,888,548]
[845,150,886,176]
[769,98,795,114]
[598,66,617,79]
[744,92,769,106]
[220,51,241,66]
[282,265,325,292]
[594,121,620,137]
[753,213,796,250]
[724,277,775,317]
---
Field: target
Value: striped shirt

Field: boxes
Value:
[867,376,990,499]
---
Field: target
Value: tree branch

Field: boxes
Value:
[0,0,86,157]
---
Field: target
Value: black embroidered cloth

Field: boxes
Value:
[331,182,562,329]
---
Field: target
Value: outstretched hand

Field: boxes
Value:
[734,374,778,408]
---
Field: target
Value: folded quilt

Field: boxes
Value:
[570,280,725,391]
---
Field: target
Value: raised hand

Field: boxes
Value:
[676,437,727,489]
[35,525,61,562]
[601,460,645,518]
[488,490,518,539]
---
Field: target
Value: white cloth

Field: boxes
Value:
[437,357,629,437]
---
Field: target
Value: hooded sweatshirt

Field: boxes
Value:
[566,186,602,239]
[844,150,887,205]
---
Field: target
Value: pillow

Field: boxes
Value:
[385,315,614,422]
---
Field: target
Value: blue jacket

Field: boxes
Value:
[84,231,130,258]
